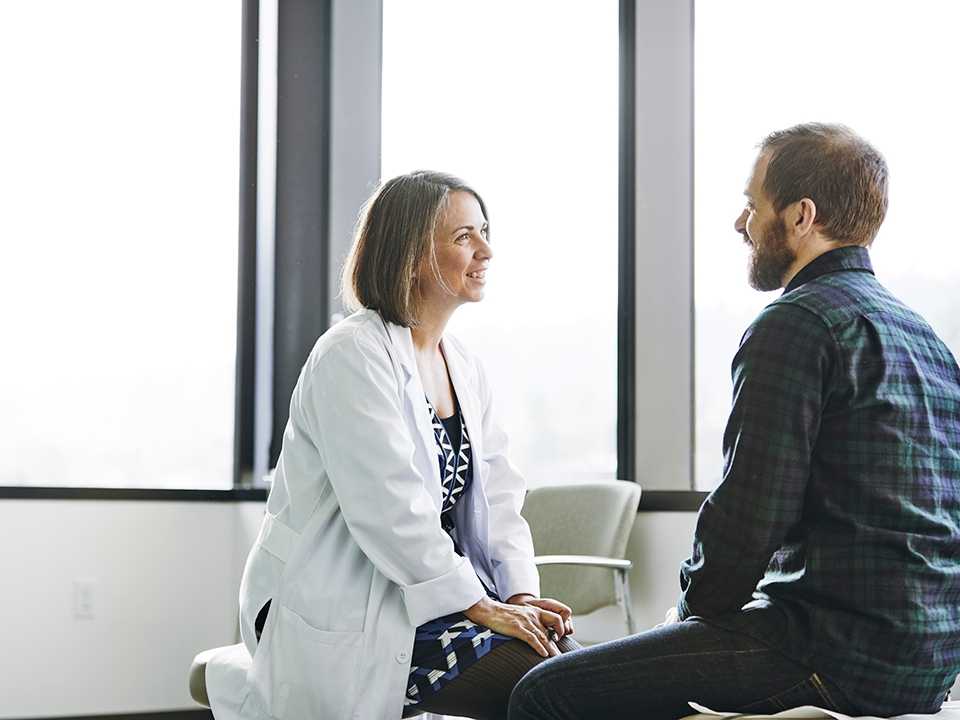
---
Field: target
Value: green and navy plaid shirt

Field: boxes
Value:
[678,246,960,715]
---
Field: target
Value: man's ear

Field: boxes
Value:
[791,197,818,237]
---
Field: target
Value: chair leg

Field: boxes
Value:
[615,567,637,636]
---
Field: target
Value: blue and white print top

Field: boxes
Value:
[402,397,512,713]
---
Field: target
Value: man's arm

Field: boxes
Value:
[677,301,835,620]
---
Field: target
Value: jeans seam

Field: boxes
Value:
[550,647,772,690]
[602,647,771,668]
[737,675,815,714]
[810,672,839,710]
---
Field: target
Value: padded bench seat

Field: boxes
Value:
[190,644,959,720]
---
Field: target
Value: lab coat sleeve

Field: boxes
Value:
[476,358,541,601]
[299,334,486,628]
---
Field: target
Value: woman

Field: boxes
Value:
[215,172,579,720]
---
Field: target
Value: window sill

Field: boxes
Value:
[0,486,269,502]
[0,486,704,509]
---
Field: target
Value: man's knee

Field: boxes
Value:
[508,655,565,718]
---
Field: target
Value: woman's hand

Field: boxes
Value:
[464,596,566,658]
[506,594,575,637]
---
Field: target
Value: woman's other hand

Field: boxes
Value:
[654,605,680,629]
[506,594,574,637]
[464,596,565,658]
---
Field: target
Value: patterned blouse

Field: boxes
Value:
[403,397,513,712]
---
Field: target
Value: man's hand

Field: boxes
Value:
[655,605,680,629]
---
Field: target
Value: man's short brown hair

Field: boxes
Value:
[760,123,888,246]
[341,171,487,327]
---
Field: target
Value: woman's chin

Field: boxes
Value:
[456,289,485,304]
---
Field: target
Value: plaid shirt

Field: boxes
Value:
[678,246,960,715]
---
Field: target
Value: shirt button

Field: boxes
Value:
[396,650,409,663]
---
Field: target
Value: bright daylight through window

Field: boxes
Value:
[381,0,619,488]
[0,2,240,489]
[694,0,960,490]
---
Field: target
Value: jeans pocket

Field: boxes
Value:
[736,673,842,715]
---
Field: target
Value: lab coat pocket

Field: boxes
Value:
[270,603,363,719]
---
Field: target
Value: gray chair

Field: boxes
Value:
[521,480,642,636]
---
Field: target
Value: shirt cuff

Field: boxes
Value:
[492,557,541,602]
[399,555,487,627]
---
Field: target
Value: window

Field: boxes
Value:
[694,0,960,490]
[0,2,241,489]
[381,0,619,487]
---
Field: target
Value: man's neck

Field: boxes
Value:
[781,234,849,288]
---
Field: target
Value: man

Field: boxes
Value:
[509,123,960,719]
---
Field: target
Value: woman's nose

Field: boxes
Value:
[477,239,493,261]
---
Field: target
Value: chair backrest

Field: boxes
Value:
[521,481,641,615]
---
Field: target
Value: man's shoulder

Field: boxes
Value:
[740,300,832,355]
[773,270,888,328]
[776,271,935,340]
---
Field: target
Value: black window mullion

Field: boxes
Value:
[270,0,334,468]
[618,0,637,483]
[234,0,260,487]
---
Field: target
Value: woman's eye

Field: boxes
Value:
[455,234,469,244]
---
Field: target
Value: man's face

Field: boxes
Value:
[734,153,796,291]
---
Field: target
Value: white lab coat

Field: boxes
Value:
[206,308,540,720]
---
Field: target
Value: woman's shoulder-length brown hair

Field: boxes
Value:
[340,170,488,328]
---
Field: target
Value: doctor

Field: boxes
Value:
[208,171,578,720]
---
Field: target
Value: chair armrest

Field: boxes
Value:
[534,554,632,571]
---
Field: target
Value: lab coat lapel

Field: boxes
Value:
[441,337,482,469]
[440,340,490,544]
[384,321,443,510]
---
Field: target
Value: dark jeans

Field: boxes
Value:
[508,618,854,720]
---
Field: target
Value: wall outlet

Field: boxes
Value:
[73,579,96,620]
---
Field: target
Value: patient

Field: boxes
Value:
[510,124,960,719]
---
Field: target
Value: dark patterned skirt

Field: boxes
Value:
[404,600,514,710]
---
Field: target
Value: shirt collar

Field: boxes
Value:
[783,245,874,294]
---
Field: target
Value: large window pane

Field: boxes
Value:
[0,2,240,488]
[694,0,960,490]
[381,0,618,487]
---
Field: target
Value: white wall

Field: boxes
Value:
[0,500,243,719]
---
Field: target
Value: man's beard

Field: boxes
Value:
[747,215,795,291]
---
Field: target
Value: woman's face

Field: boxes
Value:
[418,190,492,312]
